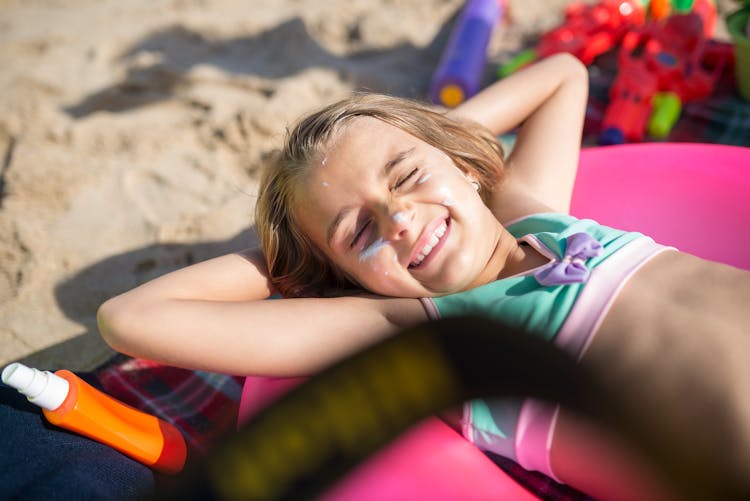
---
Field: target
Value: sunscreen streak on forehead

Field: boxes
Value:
[359,238,389,263]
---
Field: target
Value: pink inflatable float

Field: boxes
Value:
[239,143,750,500]
[572,143,750,270]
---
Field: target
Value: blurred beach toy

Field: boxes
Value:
[238,376,538,501]
[429,0,505,108]
[498,0,648,78]
[238,142,750,499]
[598,5,726,144]
[727,3,750,101]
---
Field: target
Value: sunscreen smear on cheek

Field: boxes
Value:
[439,186,457,206]
[417,173,432,185]
[2,363,187,474]
[358,238,388,263]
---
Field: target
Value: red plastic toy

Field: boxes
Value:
[498,0,648,77]
[599,5,729,144]
[537,0,648,65]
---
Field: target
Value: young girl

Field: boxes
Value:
[97,54,750,500]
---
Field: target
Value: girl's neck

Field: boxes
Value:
[465,232,548,291]
[495,239,549,280]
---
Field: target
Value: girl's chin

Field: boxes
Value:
[421,265,476,294]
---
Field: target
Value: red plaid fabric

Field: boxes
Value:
[95,355,244,455]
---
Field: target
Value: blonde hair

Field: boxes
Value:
[255,93,506,297]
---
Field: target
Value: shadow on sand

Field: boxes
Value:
[17,228,260,371]
[26,8,473,369]
[65,15,460,118]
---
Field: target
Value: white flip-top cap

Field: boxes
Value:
[2,362,70,411]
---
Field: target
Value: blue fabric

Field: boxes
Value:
[0,374,154,501]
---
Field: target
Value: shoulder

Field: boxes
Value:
[488,175,559,225]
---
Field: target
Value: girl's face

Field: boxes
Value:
[294,117,507,298]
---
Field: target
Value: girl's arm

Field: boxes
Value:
[449,53,589,218]
[97,249,426,376]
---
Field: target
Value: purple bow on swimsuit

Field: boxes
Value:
[534,232,603,286]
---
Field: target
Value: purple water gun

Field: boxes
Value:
[429,0,505,108]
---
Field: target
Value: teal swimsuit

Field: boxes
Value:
[419,213,672,480]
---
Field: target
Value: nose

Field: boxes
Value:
[380,203,413,241]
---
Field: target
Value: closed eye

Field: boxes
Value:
[393,168,418,190]
[350,219,371,248]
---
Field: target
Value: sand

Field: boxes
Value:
[0,0,734,371]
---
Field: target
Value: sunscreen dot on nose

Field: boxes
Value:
[392,212,407,224]
[322,181,329,187]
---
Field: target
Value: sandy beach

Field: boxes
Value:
[0,0,734,371]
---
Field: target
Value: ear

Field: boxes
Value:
[459,170,480,190]
[448,157,480,191]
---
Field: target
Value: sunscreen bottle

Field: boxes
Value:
[2,362,187,474]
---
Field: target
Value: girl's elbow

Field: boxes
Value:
[553,53,589,104]
[548,52,586,73]
[562,54,589,86]
[544,53,588,88]
[97,295,138,353]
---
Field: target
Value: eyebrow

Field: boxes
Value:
[325,147,415,246]
[382,147,415,177]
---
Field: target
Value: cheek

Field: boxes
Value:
[357,238,389,263]
[422,177,470,210]
[355,239,396,277]
[417,172,432,185]
[350,244,403,290]
[438,186,457,206]
[415,173,445,203]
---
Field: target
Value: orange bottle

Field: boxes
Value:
[2,362,187,474]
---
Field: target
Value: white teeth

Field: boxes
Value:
[410,222,448,267]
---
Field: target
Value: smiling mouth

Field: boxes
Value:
[409,219,449,269]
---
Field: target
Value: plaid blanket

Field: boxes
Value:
[95,355,244,456]
[93,44,749,501]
